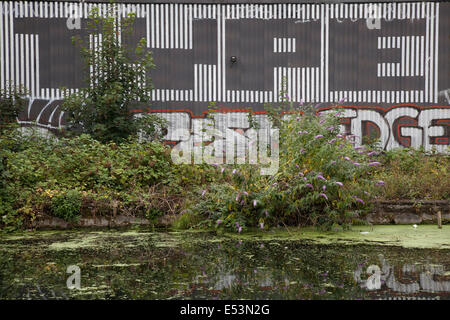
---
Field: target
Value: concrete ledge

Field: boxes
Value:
[30,200,450,229]
[32,215,152,229]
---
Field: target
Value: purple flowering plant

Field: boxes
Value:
[184,81,386,232]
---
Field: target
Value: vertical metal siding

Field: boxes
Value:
[0,1,449,150]
[1,2,447,106]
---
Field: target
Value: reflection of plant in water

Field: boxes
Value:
[17,283,69,300]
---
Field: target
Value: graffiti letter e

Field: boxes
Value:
[66,265,81,290]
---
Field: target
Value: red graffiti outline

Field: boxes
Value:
[433,119,450,145]
[365,120,381,139]
[131,104,450,145]
[396,116,419,147]
[436,119,450,126]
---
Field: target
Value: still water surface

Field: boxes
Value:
[0,228,449,299]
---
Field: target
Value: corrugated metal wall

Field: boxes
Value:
[0,1,449,151]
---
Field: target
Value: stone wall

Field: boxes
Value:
[31,215,152,229]
[29,200,450,229]
[367,200,450,225]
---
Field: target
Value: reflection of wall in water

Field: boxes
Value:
[354,256,450,294]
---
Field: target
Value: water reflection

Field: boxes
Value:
[0,230,448,300]
[354,254,450,294]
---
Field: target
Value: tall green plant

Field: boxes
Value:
[0,84,27,134]
[185,79,385,231]
[62,3,165,143]
[0,84,28,231]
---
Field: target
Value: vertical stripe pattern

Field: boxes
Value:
[0,1,444,105]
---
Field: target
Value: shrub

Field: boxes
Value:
[372,148,450,200]
[173,210,204,230]
[186,92,384,231]
[0,84,27,134]
[51,190,82,223]
[0,123,41,231]
[61,4,166,143]
[0,85,30,231]
[0,130,205,231]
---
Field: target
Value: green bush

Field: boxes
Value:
[0,85,27,134]
[0,86,28,231]
[0,131,175,229]
[51,190,82,223]
[186,96,384,231]
[0,125,39,232]
[372,148,450,200]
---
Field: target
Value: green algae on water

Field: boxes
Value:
[0,226,449,300]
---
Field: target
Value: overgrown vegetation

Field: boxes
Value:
[1,108,449,232]
[179,93,385,232]
[51,190,83,223]
[372,148,450,200]
[0,84,27,134]
[0,129,217,231]
[0,5,448,233]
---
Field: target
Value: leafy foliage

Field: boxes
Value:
[184,89,385,231]
[0,86,29,231]
[0,85,27,134]
[0,131,185,230]
[372,148,450,200]
[51,190,82,223]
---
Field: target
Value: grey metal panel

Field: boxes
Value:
[438,1,449,104]
[34,1,446,4]
[0,1,448,150]
[0,2,446,104]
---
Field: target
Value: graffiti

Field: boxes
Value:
[17,98,64,130]
[19,99,450,153]
[170,125,280,175]
[439,89,450,104]
[148,106,450,153]
[6,1,447,153]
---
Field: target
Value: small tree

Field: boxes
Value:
[0,84,27,134]
[0,84,27,226]
[62,3,165,143]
